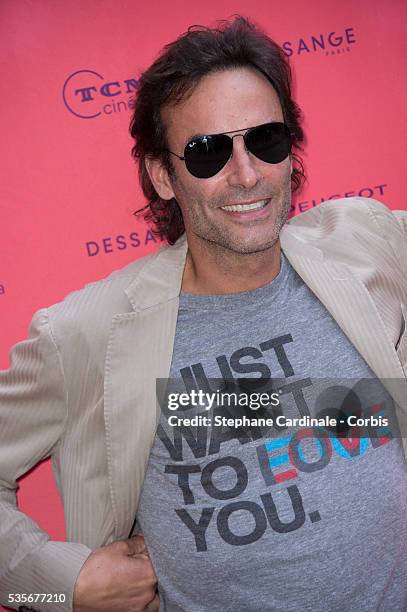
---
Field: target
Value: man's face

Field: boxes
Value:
[157,67,292,254]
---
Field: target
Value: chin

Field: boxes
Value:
[222,237,279,255]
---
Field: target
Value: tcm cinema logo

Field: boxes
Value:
[283,27,356,57]
[62,69,138,119]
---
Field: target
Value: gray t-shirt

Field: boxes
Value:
[137,252,407,611]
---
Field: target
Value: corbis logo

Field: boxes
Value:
[283,27,356,57]
[62,69,138,119]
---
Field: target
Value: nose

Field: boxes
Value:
[226,134,262,189]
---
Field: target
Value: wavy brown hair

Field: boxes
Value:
[129,15,305,245]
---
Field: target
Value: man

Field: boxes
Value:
[1,15,406,612]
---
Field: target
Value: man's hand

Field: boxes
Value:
[73,535,159,611]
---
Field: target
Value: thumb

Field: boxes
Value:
[126,534,147,556]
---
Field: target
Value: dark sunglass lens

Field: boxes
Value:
[184,134,232,178]
[246,123,291,164]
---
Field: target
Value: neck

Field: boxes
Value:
[181,236,282,295]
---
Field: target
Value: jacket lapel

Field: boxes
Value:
[281,228,406,383]
[280,222,407,458]
[103,236,187,540]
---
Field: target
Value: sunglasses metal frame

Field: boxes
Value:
[164,121,295,178]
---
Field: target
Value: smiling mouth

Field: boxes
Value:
[220,198,271,213]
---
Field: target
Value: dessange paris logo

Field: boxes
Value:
[282,26,356,56]
[62,69,138,119]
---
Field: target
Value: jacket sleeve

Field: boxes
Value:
[0,308,92,611]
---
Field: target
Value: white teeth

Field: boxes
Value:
[220,199,269,213]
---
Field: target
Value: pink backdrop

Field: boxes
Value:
[1,0,406,606]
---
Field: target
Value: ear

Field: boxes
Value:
[145,156,176,200]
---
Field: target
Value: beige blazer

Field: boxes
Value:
[0,197,406,611]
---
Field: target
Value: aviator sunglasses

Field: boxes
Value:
[165,121,293,179]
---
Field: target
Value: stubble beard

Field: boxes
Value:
[188,179,292,257]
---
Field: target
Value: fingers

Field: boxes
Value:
[144,594,160,611]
